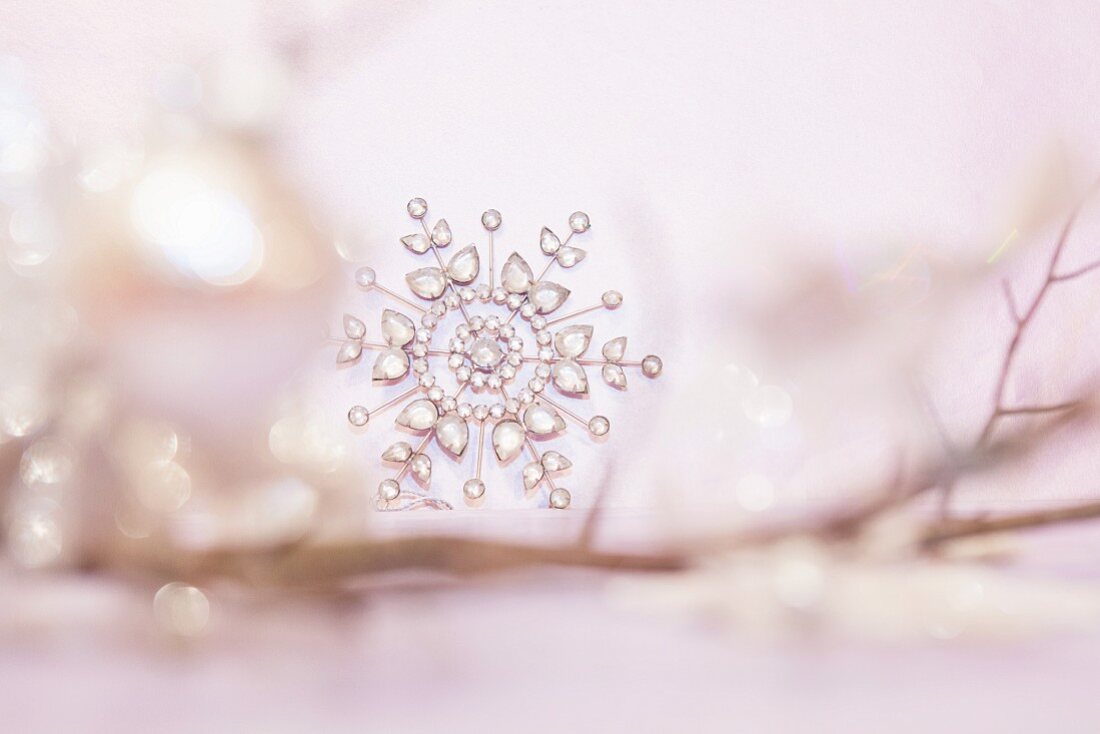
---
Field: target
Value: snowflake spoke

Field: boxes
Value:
[544,302,604,327]
[374,282,429,314]
[369,385,422,417]
[534,393,589,428]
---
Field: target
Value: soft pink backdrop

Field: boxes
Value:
[4,2,1100,730]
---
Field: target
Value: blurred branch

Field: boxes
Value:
[80,403,1092,586]
[95,535,687,585]
[976,180,1099,450]
[922,499,1100,548]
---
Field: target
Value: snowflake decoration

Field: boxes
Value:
[335,198,663,510]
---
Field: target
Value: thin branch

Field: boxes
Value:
[976,181,1099,449]
[996,401,1080,417]
[921,498,1100,548]
[577,463,615,549]
[1000,278,1022,323]
[1051,259,1100,283]
[96,535,686,584]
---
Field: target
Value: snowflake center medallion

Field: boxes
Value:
[469,337,505,370]
[336,199,663,511]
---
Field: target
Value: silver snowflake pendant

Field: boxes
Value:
[337,199,663,510]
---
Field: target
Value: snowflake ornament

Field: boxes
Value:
[336,198,663,510]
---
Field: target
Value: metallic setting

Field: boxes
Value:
[334,200,663,510]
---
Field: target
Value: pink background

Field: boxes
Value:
[4,1,1100,730]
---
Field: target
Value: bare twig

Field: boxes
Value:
[1050,259,1100,283]
[996,401,1080,417]
[933,182,1100,515]
[577,462,614,549]
[682,404,1089,555]
[1000,278,1021,323]
[976,182,1099,449]
[922,498,1100,548]
[95,535,687,585]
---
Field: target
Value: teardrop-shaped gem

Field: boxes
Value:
[381,309,416,346]
[382,441,413,463]
[336,340,362,364]
[373,347,410,381]
[602,363,627,390]
[522,403,567,435]
[528,281,570,314]
[395,399,439,431]
[492,420,526,462]
[522,461,545,490]
[501,252,534,294]
[410,453,432,485]
[540,227,561,255]
[431,219,452,247]
[343,314,366,340]
[554,325,593,358]
[602,336,627,362]
[406,267,446,299]
[556,246,586,268]
[435,414,470,456]
[446,244,480,284]
[541,451,572,472]
[401,233,431,254]
[552,359,589,395]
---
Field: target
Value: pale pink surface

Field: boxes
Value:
[4,2,1100,731]
[4,520,1100,733]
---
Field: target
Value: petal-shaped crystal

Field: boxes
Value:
[602,363,627,390]
[540,227,561,255]
[401,233,430,254]
[336,340,362,364]
[395,399,439,431]
[554,325,593,358]
[382,441,413,463]
[602,336,627,362]
[373,347,410,381]
[343,314,366,340]
[410,453,432,484]
[381,309,416,346]
[522,461,544,490]
[552,359,589,395]
[469,337,505,369]
[541,451,572,472]
[528,281,570,314]
[406,267,446,299]
[501,252,534,294]
[556,246,586,268]
[522,403,566,435]
[492,419,526,462]
[435,414,470,456]
[431,219,452,247]
[446,244,480,284]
